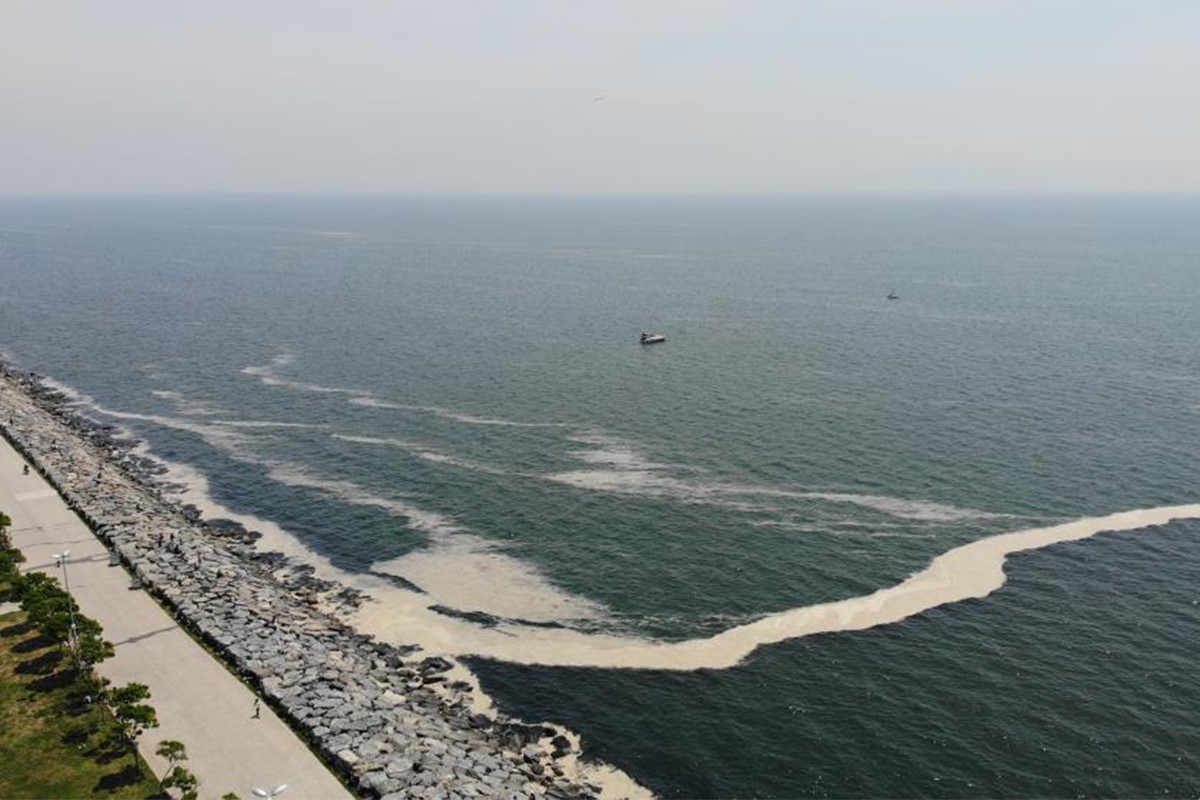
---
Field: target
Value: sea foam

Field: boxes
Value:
[351,503,1200,671]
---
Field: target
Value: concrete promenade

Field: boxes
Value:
[0,435,351,800]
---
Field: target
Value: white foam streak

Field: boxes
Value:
[569,432,672,470]
[255,460,606,622]
[373,548,606,624]
[354,503,1200,671]
[213,420,322,429]
[150,389,225,417]
[799,492,1007,522]
[332,433,425,449]
[331,434,512,476]
[262,461,467,537]
[244,355,561,428]
[554,433,999,521]
[241,353,366,396]
[348,396,564,427]
[547,432,714,501]
[749,519,933,538]
[89,407,255,452]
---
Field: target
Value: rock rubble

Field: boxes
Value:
[0,362,609,800]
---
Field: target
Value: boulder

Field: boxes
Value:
[358,770,390,795]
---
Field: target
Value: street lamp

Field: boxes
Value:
[51,549,79,655]
[252,784,288,799]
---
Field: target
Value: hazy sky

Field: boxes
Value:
[2,1,1197,194]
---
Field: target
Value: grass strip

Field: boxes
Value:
[0,609,161,799]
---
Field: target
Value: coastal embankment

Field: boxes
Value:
[0,359,636,800]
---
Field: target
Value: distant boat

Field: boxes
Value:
[886,291,899,300]
[640,332,666,345]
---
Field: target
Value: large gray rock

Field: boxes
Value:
[358,770,389,795]
[385,757,414,777]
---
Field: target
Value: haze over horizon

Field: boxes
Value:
[3,1,1198,196]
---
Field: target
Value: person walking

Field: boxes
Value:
[253,698,261,719]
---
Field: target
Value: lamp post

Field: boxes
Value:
[51,549,79,657]
[252,783,289,799]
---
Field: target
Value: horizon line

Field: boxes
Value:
[2,188,1199,201]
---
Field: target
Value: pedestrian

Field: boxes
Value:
[253,698,261,719]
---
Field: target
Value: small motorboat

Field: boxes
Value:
[640,332,666,345]
[886,291,899,300]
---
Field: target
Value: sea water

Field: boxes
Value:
[1,195,1198,796]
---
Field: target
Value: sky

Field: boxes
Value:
[2,1,1198,195]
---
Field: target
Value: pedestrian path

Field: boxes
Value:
[0,435,351,800]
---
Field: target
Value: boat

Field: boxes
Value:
[887,291,899,300]
[640,332,666,345]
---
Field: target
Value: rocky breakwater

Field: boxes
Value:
[0,363,614,800]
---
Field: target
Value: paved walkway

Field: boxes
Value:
[0,436,351,800]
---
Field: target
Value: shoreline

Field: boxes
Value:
[0,358,650,800]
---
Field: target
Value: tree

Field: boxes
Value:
[156,739,187,773]
[14,570,61,604]
[0,547,20,573]
[108,682,159,770]
[17,573,74,634]
[34,603,81,645]
[75,626,115,669]
[158,740,199,800]
[162,766,199,800]
[16,573,77,653]
[0,548,21,591]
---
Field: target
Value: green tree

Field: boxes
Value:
[0,547,20,575]
[16,574,73,631]
[75,627,115,669]
[162,766,199,800]
[108,682,159,771]
[16,574,77,655]
[14,570,61,603]
[156,739,187,774]
[12,568,112,667]
[0,548,21,591]
[34,603,81,644]
[158,739,199,799]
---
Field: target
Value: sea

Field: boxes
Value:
[1,194,1199,798]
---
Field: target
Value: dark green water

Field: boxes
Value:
[471,522,1200,797]
[1,195,1199,796]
